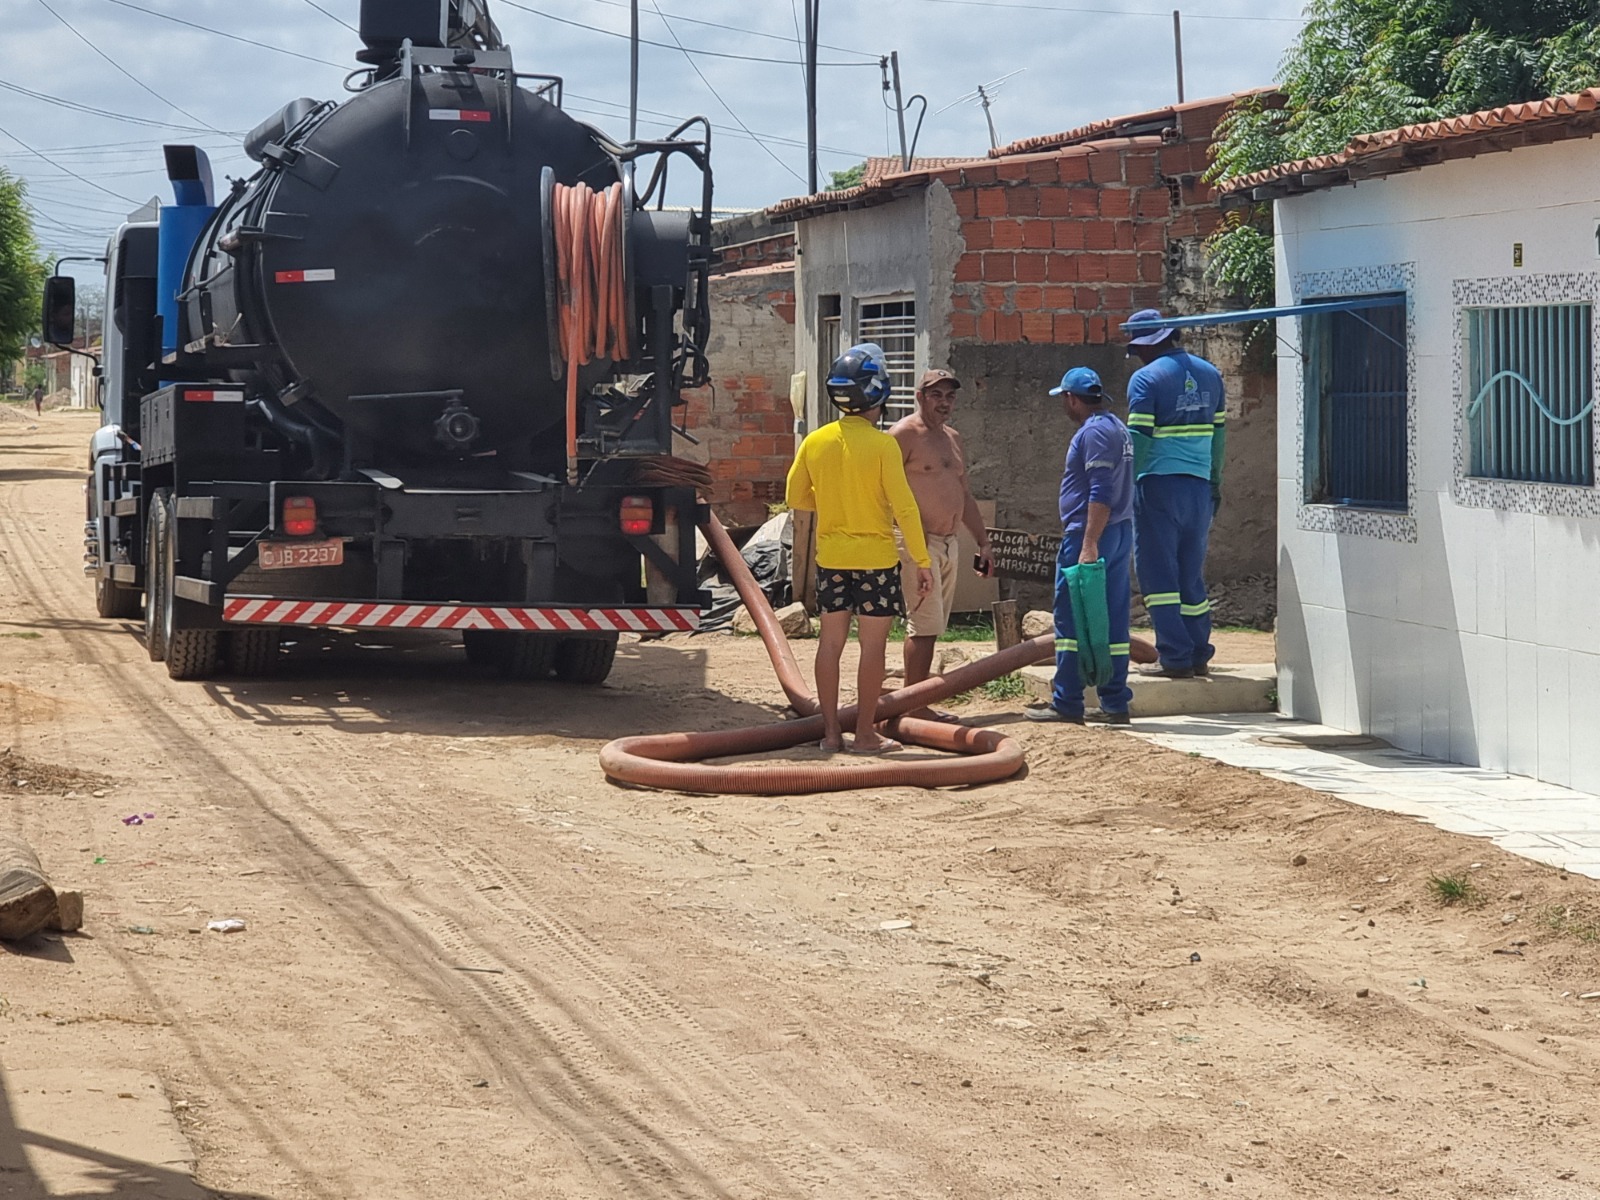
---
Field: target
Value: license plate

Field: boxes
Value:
[259,538,345,570]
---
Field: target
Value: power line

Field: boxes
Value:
[496,0,878,66]
[95,0,351,68]
[564,90,868,156]
[904,0,1303,20]
[33,0,225,132]
[574,0,871,56]
[0,78,230,134]
[642,0,807,186]
[0,119,136,203]
[301,0,358,33]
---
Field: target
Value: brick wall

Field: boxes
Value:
[930,95,1279,618]
[679,261,797,528]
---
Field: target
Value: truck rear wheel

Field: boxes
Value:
[464,630,557,680]
[143,491,169,662]
[158,491,219,681]
[553,635,617,685]
[95,573,141,619]
[226,629,281,676]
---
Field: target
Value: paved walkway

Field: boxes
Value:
[1122,713,1600,880]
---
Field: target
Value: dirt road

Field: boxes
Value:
[3,408,1599,1199]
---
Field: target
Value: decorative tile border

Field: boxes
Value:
[1451,272,1600,517]
[1291,263,1418,542]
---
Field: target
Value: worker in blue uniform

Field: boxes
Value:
[1124,308,1226,679]
[1025,366,1135,725]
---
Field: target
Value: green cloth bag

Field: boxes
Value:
[1064,559,1113,688]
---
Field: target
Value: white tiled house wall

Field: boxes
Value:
[1273,134,1600,792]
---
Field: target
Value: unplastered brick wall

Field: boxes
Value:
[943,131,1226,348]
[679,261,797,528]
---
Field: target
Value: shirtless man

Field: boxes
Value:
[890,369,994,716]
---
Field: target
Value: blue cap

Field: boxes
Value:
[1125,307,1176,348]
[1049,366,1105,399]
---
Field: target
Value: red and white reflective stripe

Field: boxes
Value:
[221,598,699,632]
[273,269,337,284]
[428,109,491,122]
[183,389,244,403]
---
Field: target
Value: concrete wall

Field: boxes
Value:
[680,262,797,528]
[1274,133,1600,791]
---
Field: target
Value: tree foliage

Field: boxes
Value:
[0,169,47,369]
[828,162,867,190]
[1205,0,1600,303]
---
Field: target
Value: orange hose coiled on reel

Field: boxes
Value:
[552,180,630,484]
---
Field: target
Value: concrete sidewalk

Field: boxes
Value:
[1120,713,1600,880]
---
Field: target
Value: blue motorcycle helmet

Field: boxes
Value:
[825,342,894,414]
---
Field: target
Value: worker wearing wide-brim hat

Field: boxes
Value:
[1025,366,1136,725]
[1123,308,1226,679]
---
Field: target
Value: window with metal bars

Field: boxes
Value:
[856,298,917,421]
[1301,294,1408,510]
[1464,303,1594,487]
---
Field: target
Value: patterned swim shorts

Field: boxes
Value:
[815,566,906,618]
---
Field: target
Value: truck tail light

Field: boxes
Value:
[282,495,318,537]
[619,495,653,536]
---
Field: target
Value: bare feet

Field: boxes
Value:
[819,736,844,753]
[847,735,903,756]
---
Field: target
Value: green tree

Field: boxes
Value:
[828,161,866,190]
[1205,0,1600,303]
[0,169,47,370]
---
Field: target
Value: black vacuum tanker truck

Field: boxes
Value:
[46,0,712,683]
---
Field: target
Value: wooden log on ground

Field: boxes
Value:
[0,834,58,940]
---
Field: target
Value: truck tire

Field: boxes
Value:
[553,635,617,685]
[467,630,557,680]
[226,629,281,676]
[158,491,219,681]
[95,573,141,619]
[143,490,169,662]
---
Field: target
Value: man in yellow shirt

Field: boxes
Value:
[787,344,934,754]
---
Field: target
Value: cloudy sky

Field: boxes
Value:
[4,0,1304,283]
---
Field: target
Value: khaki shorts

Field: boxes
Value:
[897,531,962,638]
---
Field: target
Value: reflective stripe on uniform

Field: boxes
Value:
[1055,638,1078,652]
[1151,424,1215,438]
[1144,591,1181,606]
[1213,412,1227,425]
[1108,642,1130,656]
[1126,413,1156,427]
[1180,600,1212,616]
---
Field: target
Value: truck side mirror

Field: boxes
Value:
[42,275,76,345]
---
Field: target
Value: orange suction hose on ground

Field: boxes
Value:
[553,180,629,485]
[598,512,1057,795]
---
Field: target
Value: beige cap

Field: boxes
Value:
[917,368,961,391]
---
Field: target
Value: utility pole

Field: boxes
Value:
[805,0,820,194]
[890,51,909,169]
[977,84,999,151]
[1172,9,1185,104]
[629,0,639,140]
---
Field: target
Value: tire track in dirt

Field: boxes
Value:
[0,477,931,1198]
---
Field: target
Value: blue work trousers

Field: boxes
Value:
[1134,472,1214,671]
[1051,519,1134,716]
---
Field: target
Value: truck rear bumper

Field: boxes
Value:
[221,597,700,633]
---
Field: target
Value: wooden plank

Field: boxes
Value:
[992,599,1022,651]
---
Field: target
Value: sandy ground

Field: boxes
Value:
[2,409,1600,1200]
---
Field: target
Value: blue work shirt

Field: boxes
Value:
[1126,350,1226,480]
[1060,410,1134,534]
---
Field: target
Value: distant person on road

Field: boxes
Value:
[786,343,933,756]
[1124,308,1226,679]
[31,384,43,415]
[889,368,994,721]
[1025,367,1136,725]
